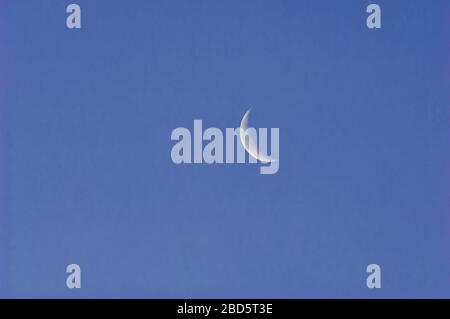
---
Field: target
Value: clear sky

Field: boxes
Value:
[0,0,449,298]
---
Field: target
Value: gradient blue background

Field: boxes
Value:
[0,0,449,298]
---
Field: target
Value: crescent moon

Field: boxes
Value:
[239,109,273,163]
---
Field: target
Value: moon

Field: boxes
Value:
[239,109,274,163]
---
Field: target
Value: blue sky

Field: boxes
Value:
[0,0,449,298]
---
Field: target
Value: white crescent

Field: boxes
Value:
[239,109,274,163]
